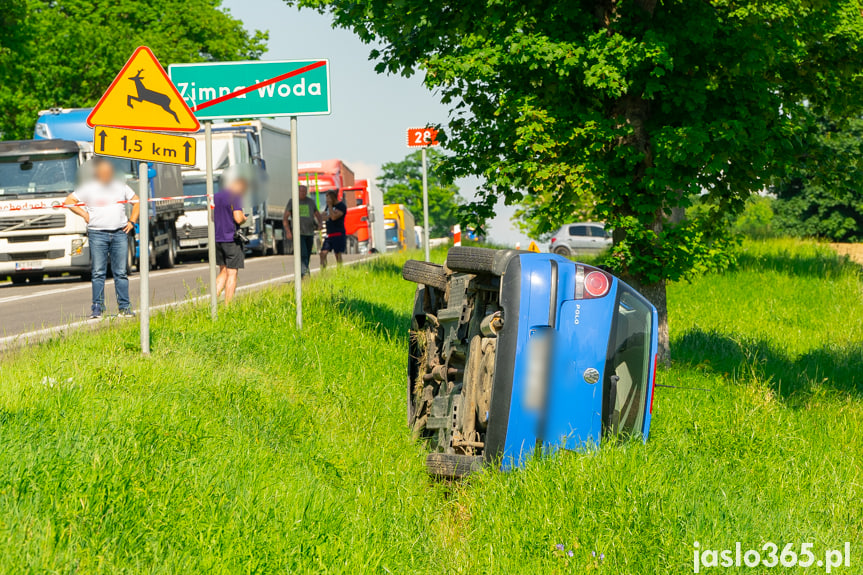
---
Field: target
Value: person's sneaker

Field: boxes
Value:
[118,309,136,318]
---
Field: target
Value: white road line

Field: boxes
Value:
[0,256,371,351]
[0,256,288,304]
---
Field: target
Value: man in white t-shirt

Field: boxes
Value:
[65,158,140,319]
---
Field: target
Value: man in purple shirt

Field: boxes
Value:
[214,178,248,305]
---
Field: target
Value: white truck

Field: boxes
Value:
[0,139,89,284]
[0,137,186,284]
[176,121,293,258]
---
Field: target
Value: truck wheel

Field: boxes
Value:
[156,231,177,269]
[10,275,26,285]
[446,246,497,274]
[425,453,483,478]
[402,260,448,291]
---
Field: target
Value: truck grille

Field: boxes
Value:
[0,214,66,232]
[0,249,65,261]
[179,226,208,239]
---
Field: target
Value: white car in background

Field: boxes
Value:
[549,222,612,256]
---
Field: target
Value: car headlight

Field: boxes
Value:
[71,238,84,255]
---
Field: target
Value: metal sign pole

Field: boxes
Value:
[421,146,430,262]
[138,162,151,355]
[205,121,218,320]
[290,116,302,328]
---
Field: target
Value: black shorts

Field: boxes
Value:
[216,241,244,269]
[321,235,346,254]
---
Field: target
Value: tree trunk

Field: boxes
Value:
[633,278,669,366]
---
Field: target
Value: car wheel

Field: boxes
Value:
[426,453,483,478]
[446,246,497,274]
[402,260,448,292]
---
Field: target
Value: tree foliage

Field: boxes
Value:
[378,149,463,237]
[772,118,863,243]
[0,0,267,140]
[291,0,863,359]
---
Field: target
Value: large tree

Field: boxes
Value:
[0,0,267,140]
[379,149,463,237]
[290,0,863,360]
[772,117,863,243]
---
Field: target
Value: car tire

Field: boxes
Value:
[402,260,448,292]
[426,453,483,478]
[446,246,497,274]
[156,230,177,269]
[553,245,571,257]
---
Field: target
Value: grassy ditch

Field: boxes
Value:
[0,240,861,574]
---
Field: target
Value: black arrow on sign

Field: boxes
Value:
[98,130,107,152]
[183,141,192,163]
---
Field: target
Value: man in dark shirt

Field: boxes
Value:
[283,184,322,278]
[214,178,247,305]
[320,190,347,268]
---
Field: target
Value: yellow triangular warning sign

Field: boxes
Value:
[87,46,200,132]
[528,240,541,253]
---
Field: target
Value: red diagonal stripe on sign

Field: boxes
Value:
[191,60,327,112]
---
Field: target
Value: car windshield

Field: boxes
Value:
[183,181,209,208]
[603,287,653,437]
[385,220,399,246]
[0,154,78,198]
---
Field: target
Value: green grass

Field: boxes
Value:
[0,239,861,574]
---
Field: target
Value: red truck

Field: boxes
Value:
[298,159,375,253]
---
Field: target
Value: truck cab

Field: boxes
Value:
[0,139,89,284]
[383,204,417,252]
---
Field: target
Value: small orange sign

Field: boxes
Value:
[87,46,200,132]
[407,127,440,148]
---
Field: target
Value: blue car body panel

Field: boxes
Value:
[485,253,658,469]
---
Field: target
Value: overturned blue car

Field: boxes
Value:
[403,246,658,477]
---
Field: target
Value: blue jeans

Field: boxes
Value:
[89,229,130,314]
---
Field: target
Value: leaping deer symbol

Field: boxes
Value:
[127,69,179,123]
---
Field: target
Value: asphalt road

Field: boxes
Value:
[0,252,369,345]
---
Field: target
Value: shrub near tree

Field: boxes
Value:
[379,149,463,238]
[772,118,863,243]
[0,0,267,140]
[291,0,863,360]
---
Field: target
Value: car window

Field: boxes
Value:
[603,288,653,437]
[569,225,589,237]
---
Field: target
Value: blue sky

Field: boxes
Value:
[222,0,531,246]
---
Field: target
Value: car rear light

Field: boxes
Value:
[650,353,657,414]
[584,271,610,297]
[574,265,612,299]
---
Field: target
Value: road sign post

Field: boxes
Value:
[170,59,331,329]
[421,148,430,262]
[291,116,302,329]
[407,127,440,262]
[138,162,150,355]
[88,46,199,356]
[205,122,218,320]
